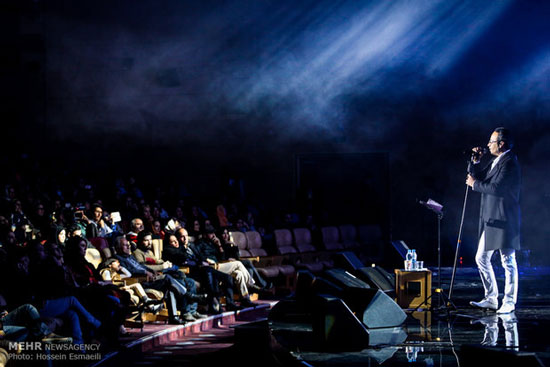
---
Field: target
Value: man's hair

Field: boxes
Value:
[204,224,216,234]
[137,231,153,244]
[494,127,514,150]
[130,218,143,231]
[114,235,126,250]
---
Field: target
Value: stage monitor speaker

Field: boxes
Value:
[333,251,365,271]
[295,269,316,301]
[323,268,371,290]
[460,345,544,367]
[268,299,311,324]
[357,266,395,294]
[311,276,344,297]
[311,294,370,352]
[351,288,406,328]
[322,269,405,329]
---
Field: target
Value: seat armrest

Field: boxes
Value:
[241,256,260,263]
[124,276,147,286]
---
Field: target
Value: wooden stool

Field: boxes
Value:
[395,269,432,309]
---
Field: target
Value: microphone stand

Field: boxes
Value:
[447,158,476,307]
[414,199,455,312]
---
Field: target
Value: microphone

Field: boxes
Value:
[462,147,488,156]
[477,147,488,154]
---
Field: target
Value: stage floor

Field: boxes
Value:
[91,266,550,367]
[286,266,550,367]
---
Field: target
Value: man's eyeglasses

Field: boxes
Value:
[488,140,498,144]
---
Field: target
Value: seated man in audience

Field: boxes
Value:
[113,236,201,323]
[133,231,206,320]
[195,225,258,308]
[86,203,113,239]
[171,228,241,312]
[126,218,145,251]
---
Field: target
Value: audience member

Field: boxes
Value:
[99,258,163,314]
[0,297,72,343]
[86,203,113,239]
[126,218,145,251]
[150,219,164,240]
[218,228,271,290]
[113,236,194,324]
[133,232,206,321]
[195,225,258,308]
[171,228,239,313]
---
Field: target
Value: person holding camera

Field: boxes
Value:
[85,203,113,238]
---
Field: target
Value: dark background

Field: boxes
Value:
[1,0,549,266]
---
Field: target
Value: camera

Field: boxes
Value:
[73,205,86,220]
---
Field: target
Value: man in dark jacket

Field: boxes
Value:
[466,127,521,314]
[114,236,191,324]
[170,228,242,312]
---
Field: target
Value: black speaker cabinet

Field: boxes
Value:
[311,294,370,352]
[295,269,316,301]
[322,269,405,328]
[333,251,365,271]
[323,268,371,290]
[357,288,406,328]
[357,266,395,294]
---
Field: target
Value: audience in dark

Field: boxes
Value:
[0,157,317,351]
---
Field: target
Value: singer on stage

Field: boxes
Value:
[466,127,521,314]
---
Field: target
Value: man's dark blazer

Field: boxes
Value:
[470,151,521,251]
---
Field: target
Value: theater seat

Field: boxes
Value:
[245,231,268,257]
[292,228,316,253]
[152,239,163,260]
[88,237,112,260]
[320,226,344,251]
[244,231,281,279]
[339,224,360,249]
[231,231,252,257]
[85,248,102,269]
[294,253,324,273]
[274,229,298,255]
[257,266,280,279]
[88,237,109,251]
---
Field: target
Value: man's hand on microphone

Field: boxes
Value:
[471,147,485,163]
[466,174,475,188]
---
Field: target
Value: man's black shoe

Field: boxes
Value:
[145,303,164,313]
[208,297,222,314]
[240,298,259,308]
[225,303,243,312]
[144,298,164,305]
[248,284,263,293]
[168,317,186,325]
